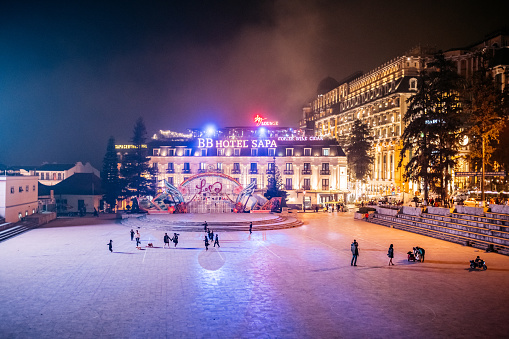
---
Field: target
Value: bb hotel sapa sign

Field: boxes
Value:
[198,138,277,148]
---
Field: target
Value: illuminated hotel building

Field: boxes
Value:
[145,121,348,209]
[301,47,430,198]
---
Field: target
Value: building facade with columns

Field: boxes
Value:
[139,124,348,210]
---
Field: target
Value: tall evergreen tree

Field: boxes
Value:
[400,53,462,201]
[343,120,374,182]
[265,163,287,209]
[120,118,156,204]
[102,136,121,212]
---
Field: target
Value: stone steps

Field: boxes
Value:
[0,224,31,242]
[370,213,509,255]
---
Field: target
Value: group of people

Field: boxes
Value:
[163,232,180,248]
[350,240,396,266]
[203,221,220,251]
[412,246,425,262]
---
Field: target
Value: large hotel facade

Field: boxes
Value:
[301,30,509,200]
[121,120,348,211]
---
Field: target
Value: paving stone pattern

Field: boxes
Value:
[1,212,509,338]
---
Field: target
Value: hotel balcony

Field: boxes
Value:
[302,169,312,175]
[266,169,275,174]
[322,186,329,191]
[320,170,330,175]
[284,185,293,190]
[182,169,192,174]
[231,169,241,174]
[249,169,258,174]
[283,170,294,175]
[302,185,311,190]
[166,168,175,174]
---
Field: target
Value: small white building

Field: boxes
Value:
[0,175,39,222]
[36,162,100,186]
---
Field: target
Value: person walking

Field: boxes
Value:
[388,244,394,265]
[249,222,253,234]
[107,240,113,253]
[130,229,135,241]
[135,230,141,248]
[203,221,208,232]
[172,233,179,247]
[351,240,359,266]
[163,233,170,248]
[418,247,425,262]
[210,229,214,241]
[214,234,220,247]
[204,235,209,251]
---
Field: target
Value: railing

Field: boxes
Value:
[322,186,330,191]
[231,169,241,174]
[249,169,258,174]
[302,185,311,190]
[320,170,330,175]
[284,185,293,190]
[166,169,175,174]
[302,169,312,175]
[198,169,207,173]
[182,169,191,174]
[266,169,275,174]
[283,170,294,175]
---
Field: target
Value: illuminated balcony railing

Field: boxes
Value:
[283,170,294,175]
[231,169,241,174]
[166,168,175,174]
[182,169,192,174]
[249,169,258,174]
[302,169,312,175]
[320,170,330,175]
[284,185,293,190]
[302,185,311,190]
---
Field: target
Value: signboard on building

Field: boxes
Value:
[455,171,506,177]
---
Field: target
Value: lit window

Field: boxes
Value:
[286,148,294,156]
[304,148,311,156]
[10,187,14,194]
[234,148,240,156]
[322,148,330,156]
[217,149,224,156]
[201,149,207,156]
[251,148,258,156]
[184,149,191,156]
[268,148,275,157]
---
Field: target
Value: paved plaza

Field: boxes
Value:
[1,211,509,338]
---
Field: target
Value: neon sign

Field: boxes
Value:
[198,138,277,148]
[277,136,323,141]
[115,144,147,149]
[254,114,278,126]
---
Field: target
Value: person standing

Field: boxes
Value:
[163,233,170,248]
[203,221,208,232]
[249,222,253,234]
[107,240,113,253]
[135,230,141,248]
[130,229,135,241]
[351,240,359,266]
[214,234,220,247]
[173,233,179,247]
[204,235,209,251]
[388,244,394,265]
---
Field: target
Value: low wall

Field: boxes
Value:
[375,207,399,216]
[426,207,451,216]
[456,205,485,216]
[355,211,375,219]
[250,210,271,213]
[26,212,56,226]
[490,204,509,215]
[401,206,422,216]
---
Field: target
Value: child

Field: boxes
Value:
[107,240,113,253]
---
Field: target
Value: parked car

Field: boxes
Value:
[463,198,480,207]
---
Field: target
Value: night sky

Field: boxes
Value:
[1,0,508,169]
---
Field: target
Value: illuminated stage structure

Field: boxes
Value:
[139,175,260,214]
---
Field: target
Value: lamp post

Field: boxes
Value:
[303,190,306,212]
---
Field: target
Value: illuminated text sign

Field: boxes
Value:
[198,138,277,148]
[254,114,278,126]
[115,144,147,149]
[277,136,323,141]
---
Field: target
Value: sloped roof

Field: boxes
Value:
[37,163,75,171]
[38,173,103,196]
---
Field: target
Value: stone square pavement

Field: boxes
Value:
[1,212,509,338]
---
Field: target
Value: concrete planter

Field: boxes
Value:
[489,204,509,215]
[426,206,451,216]
[456,205,485,216]
[375,207,399,216]
[401,206,422,216]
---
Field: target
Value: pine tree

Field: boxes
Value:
[400,53,462,202]
[343,120,374,182]
[102,137,121,212]
[120,118,156,206]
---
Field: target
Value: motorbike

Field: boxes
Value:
[470,259,487,270]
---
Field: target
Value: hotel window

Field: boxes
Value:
[153,149,160,156]
[250,163,258,174]
[183,163,190,173]
[232,163,241,174]
[322,178,329,190]
[184,149,192,156]
[168,149,175,156]
[251,148,258,156]
[167,177,174,185]
[217,163,223,172]
[250,177,257,189]
[321,163,330,175]
[217,148,224,156]
[167,163,174,173]
[46,173,50,180]
[268,148,276,157]
[199,163,207,172]
[152,162,159,172]
[234,148,240,156]
[33,185,36,191]
[303,178,311,190]
[409,78,418,91]
[40,173,44,180]
[285,163,293,175]
[322,148,330,156]
[26,185,29,192]
[286,148,293,156]
[304,148,311,156]
[285,178,292,190]
[19,186,23,192]
[10,187,14,194]
[201,149,207,156]
[58,173,61,180]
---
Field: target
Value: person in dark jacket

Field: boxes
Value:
[163,233,170,248]
[172,233,179,247]
[204,235,209,251]
[351,240,359,266]
[214,234,220,247]
[130,229,135,241]
[249,222,253,234]
[388,244,394,265]
[107,240,113,253]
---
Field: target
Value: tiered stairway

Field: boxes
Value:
[369,206,509,255]
[0,220,39,242]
